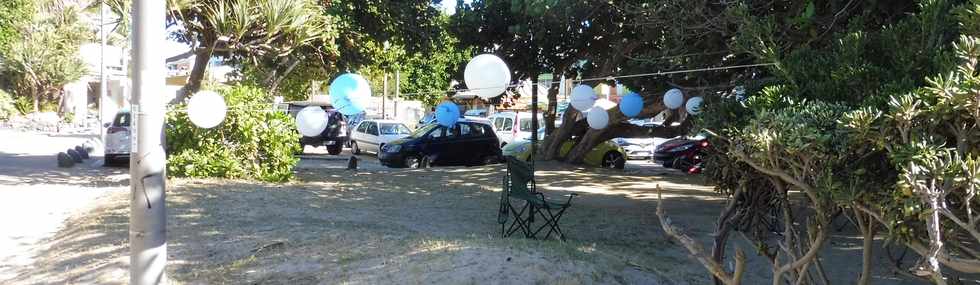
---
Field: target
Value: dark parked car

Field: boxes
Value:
[379,120,501,168]
[653,136,709,173]
[279,102,350,155]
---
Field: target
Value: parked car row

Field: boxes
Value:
[104,101,705,173]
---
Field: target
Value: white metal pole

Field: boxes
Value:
[382,72,387,119]
[394,69,400,118]
[130,0,167,284]
[99,1,107,133]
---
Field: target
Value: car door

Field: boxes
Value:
[422,125,452,166]
[496,117,514,145]
[364,122,380,153]
[352,122,368,150]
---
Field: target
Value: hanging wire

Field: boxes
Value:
[166,62,776,114]
[396,62,776,97]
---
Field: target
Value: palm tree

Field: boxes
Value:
[166,0,333,101]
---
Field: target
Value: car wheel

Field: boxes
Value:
[405,155,428,168]
[326,143,343,155]
[601,152,626,170]
[482,155,499,165]
[672,157,693,171]
[351,141,361,155]
[103,154,114,167]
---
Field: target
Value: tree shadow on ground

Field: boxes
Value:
[8,160,937,284]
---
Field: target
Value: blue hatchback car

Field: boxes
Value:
[379,120,501,168]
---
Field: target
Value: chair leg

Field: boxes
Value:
[530,206,570,241]
[505,201,533,238]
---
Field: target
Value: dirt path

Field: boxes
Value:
[0,129,128,282]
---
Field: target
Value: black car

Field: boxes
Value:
[379,120,502,168]
[280,102,350,155]
[653,136,709,173]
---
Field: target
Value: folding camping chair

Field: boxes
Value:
[498,156,577,241]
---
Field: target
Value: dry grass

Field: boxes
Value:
[10,161,928,284]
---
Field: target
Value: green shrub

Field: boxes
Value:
[166,85,300,182]
[0,89,15,121]
[13,96,31,115]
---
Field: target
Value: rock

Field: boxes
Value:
[67,149,83,163]
[74,146,89,159]
[57,152,74,168]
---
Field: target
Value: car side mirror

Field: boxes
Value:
[103,122,111,128]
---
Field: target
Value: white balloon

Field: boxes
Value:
[187,90,226,129]
[464,54,511,99]
[686,96,704,115]
[570,85,597,111]
[296,106,329,137]
[586,106,609,129]
[664,88,684,109]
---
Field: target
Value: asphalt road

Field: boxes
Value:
[0,129,127,282]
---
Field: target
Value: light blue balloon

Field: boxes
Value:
[619,92,643,117]
[435,102,460,127]
[329,73,371,115]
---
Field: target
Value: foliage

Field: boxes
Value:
[166,85,300,182]
[0,89,16,121]
[167,0,336,97]
[12,96,32,115]
[0,0,30,55]
[0,2,88,113]
[686,0,980,282]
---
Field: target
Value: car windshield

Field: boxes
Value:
[410,124,438,138]
[113,113,131,127]
[380,123,410,135]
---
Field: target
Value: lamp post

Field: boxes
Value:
[130,0,167,283]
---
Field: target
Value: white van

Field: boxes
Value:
[487,111,544,147]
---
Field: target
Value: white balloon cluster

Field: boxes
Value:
[663,88,684,109]
[295,106,329,137]
[464,54,511,99]
[686,97,704,115]
[570,85,597,111]
[186,90,227,129]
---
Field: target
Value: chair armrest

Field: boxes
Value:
[563,193,578,204]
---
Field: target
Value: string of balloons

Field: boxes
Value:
[180,53,772,133]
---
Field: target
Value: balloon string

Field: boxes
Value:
[169,62,776,114]
[397,62,776,97]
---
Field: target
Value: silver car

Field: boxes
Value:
[350,120,412,156]
[104,111,131,166]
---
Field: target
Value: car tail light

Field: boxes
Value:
[107,127,128,134]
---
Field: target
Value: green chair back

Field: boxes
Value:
[505,156,534,198]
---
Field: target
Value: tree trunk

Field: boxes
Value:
[544,72,560,135]
[542,107,580,160]
[712,188,743,285]
[32,92,40,113]
[854,207,876,285]
[175,49,212,103]
[924,190,947,285]
[565,104,687,163]
[266,57,303,96]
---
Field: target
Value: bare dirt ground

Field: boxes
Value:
[2,141,937,284]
